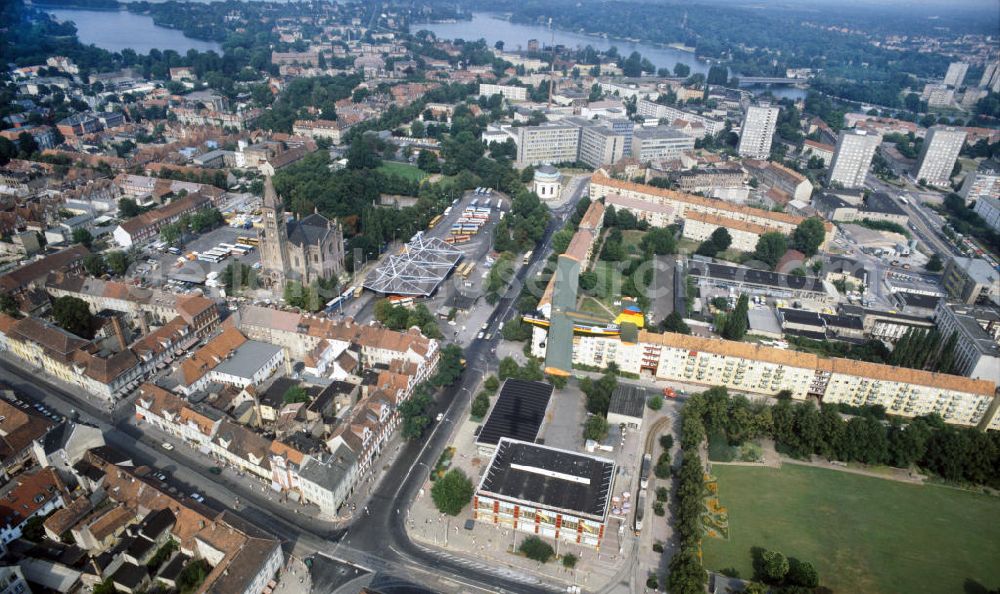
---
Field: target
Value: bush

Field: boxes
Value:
[659,434,674,450]
[652,542,664,553]
[646,575,659,589]
[761,550,789,583]
[788,558,819,588]
[519,536,554,563]
[562,553,578,569]
[653,501,665,516]
[470,393,490,419]
[655,486,668,502]
[483,375,500,393]
[583,415,609,442]
[648,395,663,410]
[654,451,672,479]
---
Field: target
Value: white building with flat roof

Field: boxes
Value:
[738,105,779,159]
[944,61,969,88]
[828,129,880,189]
[913,126,966,187]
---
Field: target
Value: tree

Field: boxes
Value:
[519,536,554,563]
[753,232,788,269]
[707,65,729,85]
[17,132,39,157]
[721,294,749,341]
[52,296,95,338]
[648,395,663,411]
[583,415,609,441]
[791,217,825,257]
[83,254,107,277]
[105,251,130,276]
[484,375,500,393]
[925,253,943,272]
[118,198,141,218]
[562,553,578,568]
[433,344,464,386]
[661,311,691,334]
[72,228,93,248]
[673,62,691,78]
[695,227,731,257]
[283,385,309,404]
[641,227,677,255]
[761,550,789,583]
[0,292,18,316]
[471,392,490,418]
[787,558,819,588]
[431,468,475,516]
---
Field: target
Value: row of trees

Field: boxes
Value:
[887,327,958,374]
[687,387,1000,487]
[666,400,708,594]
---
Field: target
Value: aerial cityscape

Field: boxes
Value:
[0,0,998,593]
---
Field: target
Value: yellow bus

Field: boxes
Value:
[237,236,260,247]
[428,215,443,229]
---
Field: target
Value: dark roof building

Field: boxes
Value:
[607,384,646,428]
[475,379,553,452]
[477,438,616,522]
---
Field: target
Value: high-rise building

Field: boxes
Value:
[943,61,969,88]
[913,126,966,186]
[514,123,581,167]
[980,60,1000,93]
[632,127,695,162]
[960,159,1000,205]
[737,105,779,159]
[828,129,881,188]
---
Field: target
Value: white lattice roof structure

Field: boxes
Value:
[362,233,463,296]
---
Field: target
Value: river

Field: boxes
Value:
[47,7,222,54]
[418,13,806,100]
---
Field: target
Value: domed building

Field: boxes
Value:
[532,165,562,199]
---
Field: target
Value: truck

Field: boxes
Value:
[663,387,677,399]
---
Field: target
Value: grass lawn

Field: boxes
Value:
[622,230,646,255]
[703,464,1000,594]
[377,161,428,182]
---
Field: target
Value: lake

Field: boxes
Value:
[47,7,222,54]
[418,13,806,100]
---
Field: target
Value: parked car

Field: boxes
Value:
[161,442,174,451]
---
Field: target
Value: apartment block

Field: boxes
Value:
[577,124,628,169]
[942,256,1000,305]
[944,61,969,88]
[590,174,831,244]
[743,160,813,203]
[913,126,966,187]
[828,129,880,188]
[681,211,768,252]
[738,105,779,159]
[478,84,528,101]
[292,119,349,144]
[562,329,998,428]
[934,301,1000,383]
[632,127,695,162]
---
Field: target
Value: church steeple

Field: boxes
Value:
[259,175,290,291]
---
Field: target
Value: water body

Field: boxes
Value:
[419,13,806,100]
[47,7,222,54]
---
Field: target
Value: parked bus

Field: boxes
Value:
[428,215,443,229]
[461,263,476,278]
[470,198,479,207]
[443,206,453,216]
[237,236,260,246]
[388,295,415,308]
[522,250,533,265]
[325,287,356,313]
[230,245,252,256]
[197,253,225,263]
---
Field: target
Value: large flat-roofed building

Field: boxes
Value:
[475,379,553,455]
[738,105,779,159]
[913,126,966,187]
[515,123,581,167]
[942,256,999,305]
[607,384,646,429]
[935,301,1000,383]
[960,160,999,206]
[828,129,880,189]
[973,195,1000,232]
[473,438,616,549]
[635,100,725,137]
[632,127,695,162]
[577,123,629,169]
[681,211,769,252]
[689,261,835,302]
[856,191,909,226]
[944,61,969,87]
[479,84,528,101]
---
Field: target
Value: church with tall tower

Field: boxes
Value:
[259,176,345,292]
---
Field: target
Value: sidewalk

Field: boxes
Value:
[403,407,634,593]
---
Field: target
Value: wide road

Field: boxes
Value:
[1,186,588,594]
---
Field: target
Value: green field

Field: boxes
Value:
[377,161,428,182]
[703,464,1000,594]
